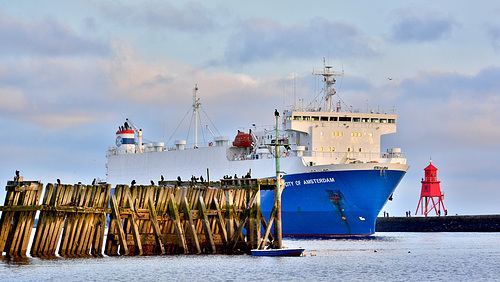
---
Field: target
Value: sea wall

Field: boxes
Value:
[376,215,500,232]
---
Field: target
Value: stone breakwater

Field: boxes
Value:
[376,215,500,232]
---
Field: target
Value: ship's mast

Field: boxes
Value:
[193,84,201,148]
[312,58,344,112]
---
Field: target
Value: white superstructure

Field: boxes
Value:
[106,61,407,185]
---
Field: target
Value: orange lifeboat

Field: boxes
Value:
[232,130,253,147]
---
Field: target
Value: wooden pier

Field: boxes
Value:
[0,175,282,258]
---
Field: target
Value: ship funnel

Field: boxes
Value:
[116,128,135,154]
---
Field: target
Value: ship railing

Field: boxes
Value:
[285,106,397,115]
[302,151,406,161]
[230,149,407,162]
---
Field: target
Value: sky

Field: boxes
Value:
[1,0,499,216]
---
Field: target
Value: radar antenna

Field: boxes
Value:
[312,58,344,112]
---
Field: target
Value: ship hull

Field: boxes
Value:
[261,169,407,236]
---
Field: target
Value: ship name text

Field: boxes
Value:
[285,177,335,187]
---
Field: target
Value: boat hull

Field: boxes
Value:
[251,248,305,256]
[261,169,407,236]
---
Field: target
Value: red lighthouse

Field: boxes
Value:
[415,161,447,216]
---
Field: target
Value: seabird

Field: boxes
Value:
[274,109,279,117]
[131,179,136,186]
[57,179,61,185]
[150,180,155,185]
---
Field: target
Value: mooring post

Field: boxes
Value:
[274,111,283,249]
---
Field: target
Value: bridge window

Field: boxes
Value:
[330,117,338,121]
[371,118,379,123]
[312,116,319,121]
[353,117,360,122]
[362,118,369,122]
[339,117,351,122]
[388,119,396,124]
[303,116,310,121]
[380,118,387,123]
[293,116,301,120]
[321,116,329,121]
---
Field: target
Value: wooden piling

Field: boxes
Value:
[0,178,43,258]
[1,175,284,257]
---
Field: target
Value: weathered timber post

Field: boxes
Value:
[247,185,261,249]
[0,177,43,258]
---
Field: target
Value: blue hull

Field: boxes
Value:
[260,169,406,236]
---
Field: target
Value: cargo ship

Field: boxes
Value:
[106,61,409,236]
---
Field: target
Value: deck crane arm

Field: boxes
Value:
[126,118,144,152]
[206,125,216,138]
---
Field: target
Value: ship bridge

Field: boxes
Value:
[280,107,401,165]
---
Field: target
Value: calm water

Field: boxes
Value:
[1,232,499,281]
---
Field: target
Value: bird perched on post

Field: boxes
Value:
[274,109,279,117]
[150,180,155,186]
[131,179,136,187]
[57,179,61,185]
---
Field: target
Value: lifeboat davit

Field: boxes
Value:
[232,130,253,147]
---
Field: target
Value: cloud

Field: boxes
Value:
[104,44,267,107]
[0,88,27,111]
[0,55,112,130]
[221,18,378,65]
[27,112,101,130]
[390,11,455,43]
[488,25,500,51]
[394,67,500,148]
[0,11,110,57]
[97,1,216,32]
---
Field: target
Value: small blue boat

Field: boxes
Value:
[251,248,305,257]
